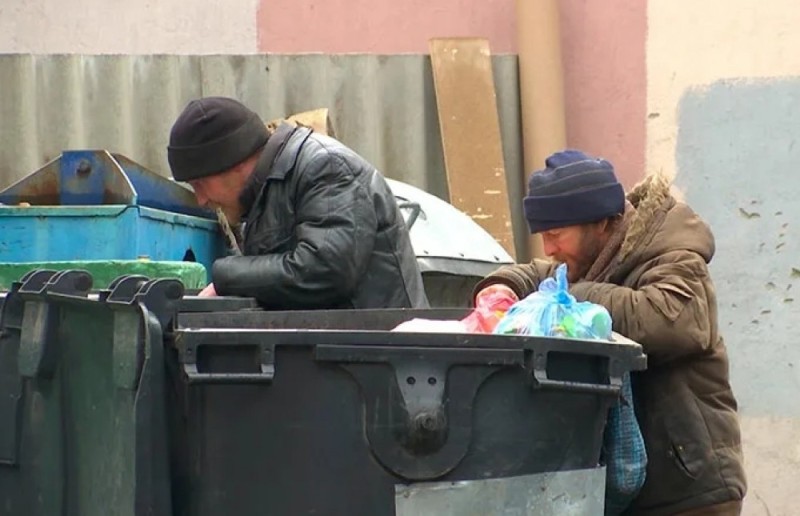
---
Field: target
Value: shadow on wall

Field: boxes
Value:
[675,77,800,516]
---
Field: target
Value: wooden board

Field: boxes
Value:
[429,38,516,259]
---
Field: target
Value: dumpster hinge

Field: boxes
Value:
[16,269,92,378]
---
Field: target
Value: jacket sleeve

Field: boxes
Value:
[472,259,554,303]
[212,154,377,309]
[569,251,714,364]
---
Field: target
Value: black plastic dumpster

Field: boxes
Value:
[170,306,646,515]
[0,271,647,516]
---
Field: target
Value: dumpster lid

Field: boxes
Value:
[387,179,514,276]
[0,150,215,220]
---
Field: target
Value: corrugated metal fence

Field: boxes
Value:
[0,54,530,255]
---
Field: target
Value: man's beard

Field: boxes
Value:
[567,232,606,283]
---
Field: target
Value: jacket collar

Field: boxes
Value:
[238,122,296,218]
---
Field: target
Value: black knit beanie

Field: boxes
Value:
[523,150,625,233]
[167,97,269,181]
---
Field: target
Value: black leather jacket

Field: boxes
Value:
[212,125,429,310]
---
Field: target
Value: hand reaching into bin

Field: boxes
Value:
[166,97,428,310]
[461,284,518,333]
[198,282,217,297]
[475,283,519,304]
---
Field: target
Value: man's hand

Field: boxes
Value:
[198,282,218,297]
[463,283,519,333]
[476,284,519,306]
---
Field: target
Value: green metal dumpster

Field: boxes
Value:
[0,270,177,516]
[0,260,208,291]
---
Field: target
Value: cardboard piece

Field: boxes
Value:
[267,108,335,137]
[429,38,516,259]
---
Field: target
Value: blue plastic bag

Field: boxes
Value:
[492,264,647,514]
[493,263,612,339]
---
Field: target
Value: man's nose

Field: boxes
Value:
[541,236,558,257]
[193,190,208,206]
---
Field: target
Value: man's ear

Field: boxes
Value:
[600,215,622,235]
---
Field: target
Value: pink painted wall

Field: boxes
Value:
[258,0,647,186]
[560,0,647,188]
[258,0,518,53]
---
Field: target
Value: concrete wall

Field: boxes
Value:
[0,1,797,513]
[0,0,259,54]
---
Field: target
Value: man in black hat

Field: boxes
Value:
[473,150,746,515]
[167,96,428,310]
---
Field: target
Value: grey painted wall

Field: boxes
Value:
[676,78,800,514]
[676,78,799,418]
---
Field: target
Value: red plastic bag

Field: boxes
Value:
[461,284,517,333]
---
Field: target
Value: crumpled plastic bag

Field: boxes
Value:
[493,263,612,339]
[392,284,516,334]
[460,284,517,333]
[390,318,467,333]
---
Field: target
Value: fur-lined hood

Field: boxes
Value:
[617,173,715,268]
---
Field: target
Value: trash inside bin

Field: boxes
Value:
[0,150,226,280]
